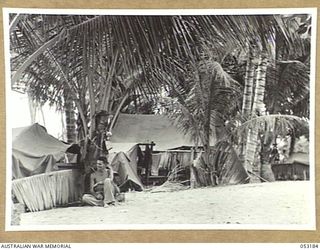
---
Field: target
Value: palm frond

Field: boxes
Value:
[236,114,308,138]
[8,13,311,148]
[265,60,310,116]
[213,141,250,184]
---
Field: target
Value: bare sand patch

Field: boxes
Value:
[18,181,314,227]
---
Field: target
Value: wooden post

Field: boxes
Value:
[190,147,196,189]
[149,142,155,185]
[141,142,155,186]
[144,145,149,186]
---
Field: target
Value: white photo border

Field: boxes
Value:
[3,7,317,231]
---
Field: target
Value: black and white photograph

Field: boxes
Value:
[4,8,317,231]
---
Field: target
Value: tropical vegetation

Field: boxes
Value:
[9,12,311,182]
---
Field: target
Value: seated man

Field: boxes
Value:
[82,156,124,207]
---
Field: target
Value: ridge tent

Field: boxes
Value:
[12,123,71,179]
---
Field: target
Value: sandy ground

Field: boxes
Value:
[18,181,314,227]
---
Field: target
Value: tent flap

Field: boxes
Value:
[111,148,144,191]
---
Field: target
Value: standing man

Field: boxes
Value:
[82,156,121,207]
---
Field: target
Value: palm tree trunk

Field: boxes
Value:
[63,90,77,143]
[240,47,256,162]
[40,106,46,128]
[241,47,255,117]
[99,50,119,112]
[109,92,129,131]
[27,93,36,124]
[244,53,268,182]
[88,71,96,138]
[244,128,260,178]
[204,79,215,185]
[252,54,268,115]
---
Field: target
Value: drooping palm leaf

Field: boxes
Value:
[8,13,311,148]
[265,60,310,116]
[231,114,308,141]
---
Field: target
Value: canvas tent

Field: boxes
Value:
[111,114,194,151]
[12,123,71,179]
[108,114,192,184]
[109,114,249,186]
[109,114,196,185]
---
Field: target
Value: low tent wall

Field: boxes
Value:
[271,162,309,181]
[150,142,250,187]
[151,150,195,176]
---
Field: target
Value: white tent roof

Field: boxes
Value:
[110,114,194,151]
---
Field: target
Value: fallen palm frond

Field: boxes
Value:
[190,165,212,187]
[166,165,187,182]
[12,170,83,212]
[150,181,189,193]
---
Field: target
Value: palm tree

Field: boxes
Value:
[241,52,269,181]
[8,14,233,160]
[158,57,240,169]
[9,13,311,179]
[244,15,310,181]
[10,15,163,167]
